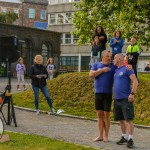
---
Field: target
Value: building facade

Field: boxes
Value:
[0,0,61,77]
[0,0,48,29]
[0,23,61,76]
[47,0,150,72]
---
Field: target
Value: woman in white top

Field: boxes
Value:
[46,57,56,80]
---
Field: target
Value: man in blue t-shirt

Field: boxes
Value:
[89,50,117,142]
[113,54,138,148]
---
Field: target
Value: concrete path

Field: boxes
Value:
[0,77,31,94]
[1,108,150,150]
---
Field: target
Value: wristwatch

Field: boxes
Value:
[130,92,135,95]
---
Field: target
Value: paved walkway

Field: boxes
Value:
[2,108,150,150]
[0,77,150,150]
[0,77,31,94]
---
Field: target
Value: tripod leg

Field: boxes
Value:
[10,96,17,127]
[0,101,7,124]
[7,97,11,125]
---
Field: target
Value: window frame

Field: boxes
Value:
[40,9,46,20]
[29,8,35,19]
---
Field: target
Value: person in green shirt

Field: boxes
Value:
[126,36,140,78]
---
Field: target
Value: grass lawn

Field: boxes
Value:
[0,131,96,150]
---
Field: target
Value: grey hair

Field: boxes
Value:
[101,50,111,58]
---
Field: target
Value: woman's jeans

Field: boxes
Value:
[32,85,53,110]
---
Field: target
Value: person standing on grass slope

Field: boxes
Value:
[110,30,124,60]
[89,50,117,142]
[46,57,56,80]
[126,36,140,79]
[93,25,107,51]
[16,57,27,91]
[89,36,102,68]
[113,54,138,148]
[30,55,55,115]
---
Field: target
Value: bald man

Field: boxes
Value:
[113,54,138,148]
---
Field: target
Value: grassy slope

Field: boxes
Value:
[13,72,150,126]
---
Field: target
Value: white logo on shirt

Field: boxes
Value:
[119,72,123,76]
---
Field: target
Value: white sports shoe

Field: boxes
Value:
[51,108,56,114]
[36,109,40,115]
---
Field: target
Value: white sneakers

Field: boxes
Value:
[36,108,56,115]
[51,108,56,114]
[36,109,40,115]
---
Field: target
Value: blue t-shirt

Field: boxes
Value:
[91,62,117,94]
[114,66,134,99]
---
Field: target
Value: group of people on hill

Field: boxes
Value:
[15,56,56,114]
[89,25,140,148]
[90,25,140,79]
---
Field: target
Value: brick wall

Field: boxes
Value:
[0,0,48,27]
[22,2,48,27]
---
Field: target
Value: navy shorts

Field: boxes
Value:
[114,98,134,121]
[95,93,112,111]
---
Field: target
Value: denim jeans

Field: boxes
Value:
[32,85,53,110]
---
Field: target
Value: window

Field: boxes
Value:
[73,35,78,43]
[57,13,64,24]
[60,56,78,66]
[61,34,63,44]
[61,33,78,44]
[65,12,72,23]
[49,13,73,24]
[53,0,80,3]
[65,34,71,44]
[29,8,35,19]
[2,7,7,13]
[81,56,90,70]
[40,10,46,20]
[14,8,19,15]
[49,14,56,24]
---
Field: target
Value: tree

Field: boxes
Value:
[0,12,18,24]
[72,0,150,51]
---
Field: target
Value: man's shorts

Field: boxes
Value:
[95,93,112,111]
[114,98,134,121]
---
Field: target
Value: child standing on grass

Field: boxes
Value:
[89,36,102,68]
[46,57,56,80]
[16,57,27,91]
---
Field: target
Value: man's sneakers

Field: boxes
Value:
[117,136,134,148]
[116,136,127,145]
[127,138,134,148]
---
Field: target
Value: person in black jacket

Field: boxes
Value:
[93,25,107,51]
[30,55,55,115]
